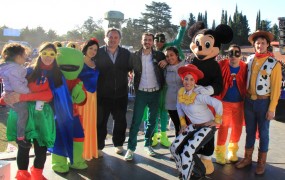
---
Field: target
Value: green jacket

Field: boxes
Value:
[160,26,186,60]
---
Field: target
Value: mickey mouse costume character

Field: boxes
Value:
[187,21,233,96]
[170,21,233,178]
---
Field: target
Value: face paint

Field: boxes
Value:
[40,50,57,58]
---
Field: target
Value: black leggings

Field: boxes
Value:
[17,140,47,170]
[168,110,180,136]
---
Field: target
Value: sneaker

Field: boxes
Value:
[124,149,134,161]
[16,139,32,149]
[98,150,103,158]
[114,146,123,154]
[144,146,155,156]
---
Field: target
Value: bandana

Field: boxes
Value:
[255,52,274,58]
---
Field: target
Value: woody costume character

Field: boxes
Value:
[235,30,282,175]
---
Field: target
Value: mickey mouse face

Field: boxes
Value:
[190,33,219,60]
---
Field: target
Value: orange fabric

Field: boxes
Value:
[77,91,98,160]
[217,101,244,145]
[20,81,53,102]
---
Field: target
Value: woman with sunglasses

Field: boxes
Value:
[3,42,63,179]
[214,44,247,165]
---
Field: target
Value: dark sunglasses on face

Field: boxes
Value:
[228,50,241,57]
[154,37,165,43]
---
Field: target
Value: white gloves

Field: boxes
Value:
[194,85,214,95]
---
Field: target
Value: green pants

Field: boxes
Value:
[128,90,160,151]
[143,86,169,133]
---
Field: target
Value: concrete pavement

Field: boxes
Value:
[1,100,285,180]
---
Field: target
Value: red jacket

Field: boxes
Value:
[217,59,247,100]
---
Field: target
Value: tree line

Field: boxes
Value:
[0,1,279,54]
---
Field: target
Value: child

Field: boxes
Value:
[170,64,223,179]
[0,43,31,148]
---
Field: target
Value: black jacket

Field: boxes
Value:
[95,46,132,98]
[131,48,165,91]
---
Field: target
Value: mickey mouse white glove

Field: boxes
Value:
[194,85,214,95]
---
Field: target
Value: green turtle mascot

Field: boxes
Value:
[49,47,88,173]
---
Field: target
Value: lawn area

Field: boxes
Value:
[0,106,10,152]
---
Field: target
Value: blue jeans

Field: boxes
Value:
[244,97,270,152]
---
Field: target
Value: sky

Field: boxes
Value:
[0,0,284,36]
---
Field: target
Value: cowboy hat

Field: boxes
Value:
[178,64,204,80]
[248,30,274,44]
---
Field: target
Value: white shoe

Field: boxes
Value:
[98,150,103,157]
[144,146,155,156]
[115,146,124,154]
[124,149,134,161]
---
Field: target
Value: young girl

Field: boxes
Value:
[170,64,223,179]
[0,43,31,148]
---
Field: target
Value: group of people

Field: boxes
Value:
[0,21,282,179]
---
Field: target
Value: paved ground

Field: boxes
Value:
[1,99,285,180]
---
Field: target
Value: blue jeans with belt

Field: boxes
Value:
[127,90,160,151]
[244,97,271,152]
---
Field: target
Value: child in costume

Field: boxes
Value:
[0,43,31,149]
[3,42,58,180]
[170,64,222,179]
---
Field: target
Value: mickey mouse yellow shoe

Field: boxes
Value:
[201,158,214,175]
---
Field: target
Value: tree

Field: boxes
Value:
[66,30,82,42]
[46,30,58,42]
[271,23,279,41]
[181,13,196,49]
[204,11,208,28]
[141,1,173,34]
[83,17,100,35]
[228,6,250,46]
[221,10,225,24]
[260,20,271,31]
[122,19,141,49]
[256,10,261,31]
[212,20,216,30]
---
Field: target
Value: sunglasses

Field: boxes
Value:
[228,50,241,58]
[40,50,57,58]
[154,37,165,43]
